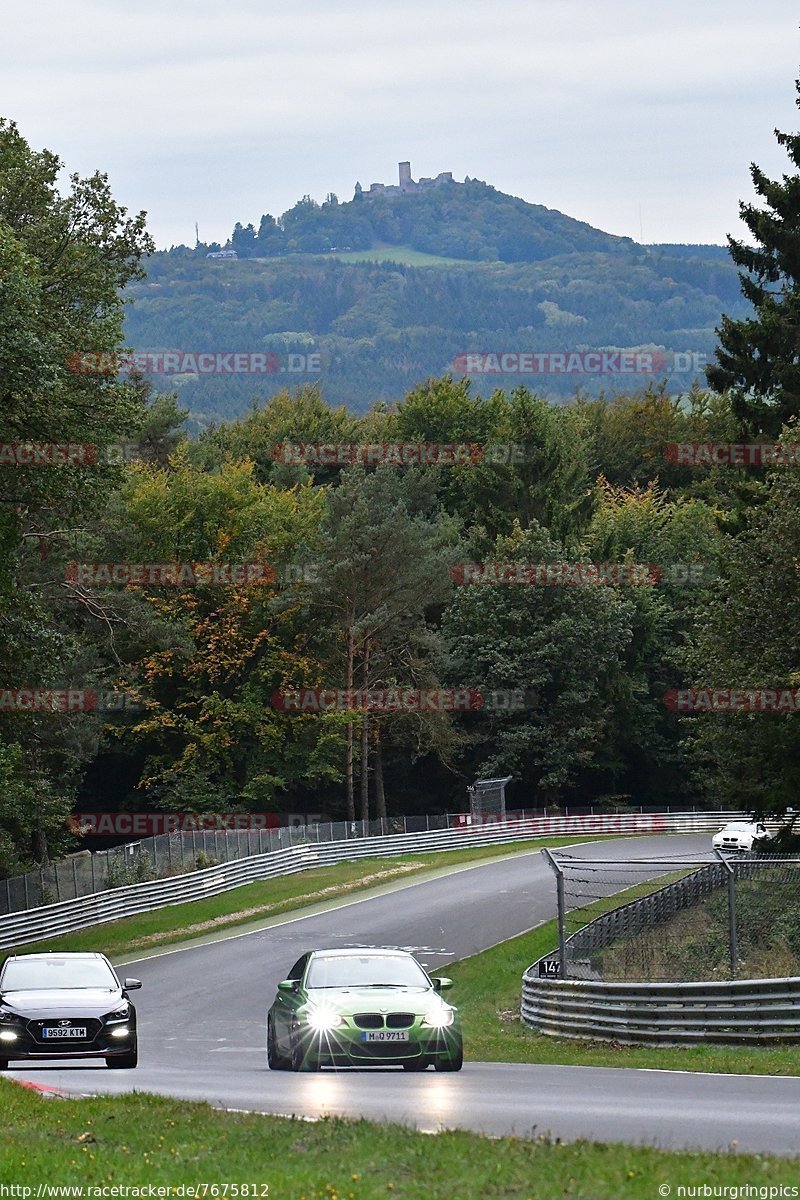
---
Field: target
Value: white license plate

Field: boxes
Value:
[42,1026,87,1039]
[361,1030,409,1042]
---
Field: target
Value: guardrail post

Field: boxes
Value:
[714,849,738,976]
[542,848,568,979]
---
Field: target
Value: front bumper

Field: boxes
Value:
[296,1023,462,1066]
[0,1021,137,1060]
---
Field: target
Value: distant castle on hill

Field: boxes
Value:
[355,161,468,198]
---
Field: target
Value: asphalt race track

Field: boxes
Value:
[9,834,800,1156]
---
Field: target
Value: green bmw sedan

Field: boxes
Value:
[267,947,463,1072]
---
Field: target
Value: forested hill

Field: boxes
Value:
[124,180,748,426]
[193,177,636,263]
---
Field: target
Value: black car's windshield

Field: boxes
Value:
[1,958,118,991]
[305,954,430,990]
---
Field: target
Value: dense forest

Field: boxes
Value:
[126,244,748,423]
[3,90,800,877]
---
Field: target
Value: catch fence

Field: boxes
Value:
[0,807,737,918]
[0,810,737,951]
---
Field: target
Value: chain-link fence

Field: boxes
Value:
[0,814,457,916]
[543,850,800,982]
[0,803,738,918]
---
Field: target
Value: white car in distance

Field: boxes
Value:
[712,820,770,853]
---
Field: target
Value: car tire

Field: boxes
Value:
[267,1017,291,1071]
[0,1059,8,1070]
[434,1041,463,1072]
[290,1032,320,1072]
[106,1046,138,1069]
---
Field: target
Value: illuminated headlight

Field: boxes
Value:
[110,1026,130,1039]
[306,1009,344,1032]
[0,1031,18,1042]
[422,1008,455,1028]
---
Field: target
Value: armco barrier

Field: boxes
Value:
[523,852,800,1044]
[521,974,800,1044]
[0,810,740,953]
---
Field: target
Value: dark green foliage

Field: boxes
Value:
[707,79,800,436]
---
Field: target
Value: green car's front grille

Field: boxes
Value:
[386,1013,415,1028]
[353,1014,383,1029]
[352,1012,416,1029]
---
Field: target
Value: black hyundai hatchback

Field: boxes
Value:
[0,952,141,1069]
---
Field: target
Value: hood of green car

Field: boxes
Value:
[302,986,454,1019]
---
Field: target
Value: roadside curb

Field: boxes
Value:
[10,1077,76,1099]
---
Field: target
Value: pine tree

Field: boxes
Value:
[707,78,800,437]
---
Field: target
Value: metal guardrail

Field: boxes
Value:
[0,806,744,918]
[521,975,800,1044]
[523,853,800,1044]
[0,810,738,952]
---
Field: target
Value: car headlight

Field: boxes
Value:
[106,1003,130,1021]
[422,1007,455,1028]
[0,1010,20,1024]
[306,1008,344,1032]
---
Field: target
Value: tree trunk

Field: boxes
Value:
[346,624,355,822]
[360,640,370,823]
[373,724,386,819]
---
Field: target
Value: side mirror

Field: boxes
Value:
[277,979,298,993]
[123,978,142,991]
[433,977,453,992]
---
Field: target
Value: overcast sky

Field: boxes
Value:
[3,0,798,249]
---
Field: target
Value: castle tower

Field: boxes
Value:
[398,161,413,191]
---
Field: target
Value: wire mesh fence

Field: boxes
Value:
[0,804,742,918]
[543,851,800,982]
[0,814,458,916]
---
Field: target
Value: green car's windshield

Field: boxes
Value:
[305,955,430,990]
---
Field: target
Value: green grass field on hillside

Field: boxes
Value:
[321,244,476,266]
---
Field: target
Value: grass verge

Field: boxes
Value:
[449,917,800,1075]
[2,1078,796,1195]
